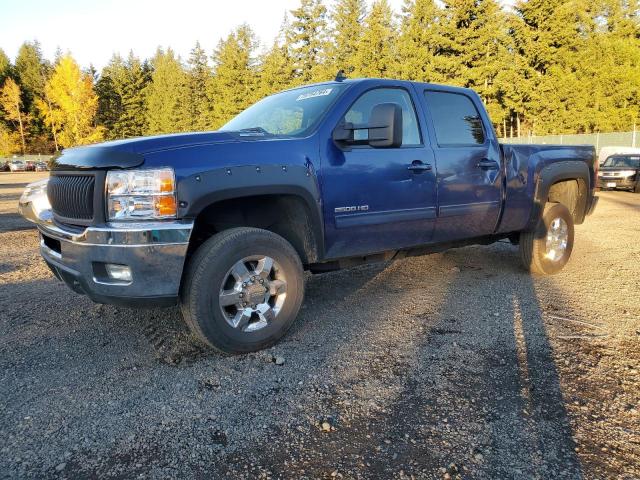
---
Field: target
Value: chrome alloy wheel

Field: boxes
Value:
[545,217,569,261]
[218,255,287,332]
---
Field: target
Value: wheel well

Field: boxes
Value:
[548,178,588,224]
[188,195,320,265]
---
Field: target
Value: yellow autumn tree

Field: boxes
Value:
[43,55,103,148]
[0,78,27,154]
[0,123,20,156]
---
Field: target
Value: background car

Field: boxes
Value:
[598,154,640,192]
[8,161,26,172]
[34,161,48,172]
[0,161,10,172]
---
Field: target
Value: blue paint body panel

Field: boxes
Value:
[55,78,597,263]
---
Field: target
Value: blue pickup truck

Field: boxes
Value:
[19,78,598,353]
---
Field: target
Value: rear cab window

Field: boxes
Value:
[424,90,486,146]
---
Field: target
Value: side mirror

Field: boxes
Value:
[332,103,403,149]
[368,103,403,148]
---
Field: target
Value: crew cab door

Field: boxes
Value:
[422,89,503,242]
[320,86,437,259]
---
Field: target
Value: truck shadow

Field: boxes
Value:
[0,239,585,478]
[212,242,584,478]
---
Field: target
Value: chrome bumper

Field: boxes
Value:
[19,179,193,307]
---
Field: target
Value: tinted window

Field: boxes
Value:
[603,155,640,168]
[344,88,421,146]
[424,91,485,146]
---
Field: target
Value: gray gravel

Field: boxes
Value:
[1,171,638,479]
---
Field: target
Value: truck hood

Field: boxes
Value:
[51,131,239,170]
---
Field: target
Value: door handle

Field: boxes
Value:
[477,159,499,170]
[407,161,432,173]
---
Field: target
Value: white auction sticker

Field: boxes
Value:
[296,88,333,101]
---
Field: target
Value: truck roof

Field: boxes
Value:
[287,77,478,97]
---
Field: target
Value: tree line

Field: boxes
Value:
[1,0,639,156]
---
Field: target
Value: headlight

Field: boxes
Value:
[106,168,177,220]
[618,170,636,177]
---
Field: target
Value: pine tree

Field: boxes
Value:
[41,55,103,147]
[395,0,445,82]
[353,0,396,78]
[96,54,126,139]
[145,48,189,134]
[0,49,10,87]
[287,0,329,83]
[437,0,514,129]
[326,0,366,76]
[118,52,149,137]
[0,78,27,154]
[14,41,50,148]
[207,25,258,129]
[14,41,49,116]
[257,41,295,98]
[185,42,212,131]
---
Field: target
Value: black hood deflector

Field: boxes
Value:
[51,146,145,171]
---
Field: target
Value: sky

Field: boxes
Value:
[0,0,513,70]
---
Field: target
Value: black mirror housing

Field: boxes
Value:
[332,103,403,149]
[368,103,403,148]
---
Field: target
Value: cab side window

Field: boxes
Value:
[424,91,486,146]
[344,88,421,146]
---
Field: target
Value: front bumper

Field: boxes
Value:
[19,180,193,307]
[598,177,636,189]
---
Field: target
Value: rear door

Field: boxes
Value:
[422,89,503,242]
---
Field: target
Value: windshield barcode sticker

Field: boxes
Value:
[296,88,333,101]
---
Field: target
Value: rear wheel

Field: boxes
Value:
[519,202,574,275]
[180,227,304,353]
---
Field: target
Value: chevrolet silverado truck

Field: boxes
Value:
[19,78,599,353]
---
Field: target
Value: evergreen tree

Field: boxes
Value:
[118,52,149,137]
[257,17,296,98]
[207,24,258,129]
[287,0,329,83]
[0,49,10,87]
[185,41,212,131]
[145,48,189,134]
[353,0,396,78]
[395,0,445,82]
[14,41,49,115]
[96,54,126,139]
[326,0,366,76]
[14,41,50,147]
[257,41,295,98]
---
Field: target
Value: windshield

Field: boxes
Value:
[603,155,640,168]
[221,84,346,137]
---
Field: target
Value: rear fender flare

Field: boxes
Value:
[528,161,590,230]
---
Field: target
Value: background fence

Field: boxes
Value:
[500,130,638,155]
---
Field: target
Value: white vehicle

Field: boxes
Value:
[9,161,26,172]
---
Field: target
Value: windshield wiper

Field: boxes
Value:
[236,127,272,136]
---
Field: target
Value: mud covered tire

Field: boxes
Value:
[634,182,640,193]
[519,203,574,275]
[180,227,304,354]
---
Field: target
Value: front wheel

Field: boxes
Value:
[180,227,304,353]
[519,203,574,275]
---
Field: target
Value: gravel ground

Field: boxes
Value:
[1,171,638,479]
